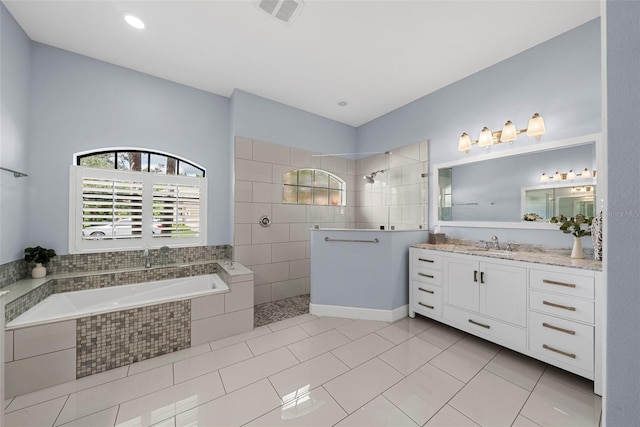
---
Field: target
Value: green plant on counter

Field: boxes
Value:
[550,214,593,238]
[24,246,57,266]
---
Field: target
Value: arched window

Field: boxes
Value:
[77,149,205,176]
[282,169,346,206]
[70,149,206,253]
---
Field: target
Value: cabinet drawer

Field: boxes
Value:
[444,305,526,349]
[530,290,594,324]
[413,282,442,317]
[530,269,594,299]
[413,267,442,286]
[412,251,442,270]
[529,312,594,373]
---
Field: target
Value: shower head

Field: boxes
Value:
[362,170,385,184]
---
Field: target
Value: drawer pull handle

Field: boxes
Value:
[543,344,576,359]
[468,319,490,329]
[480,271,485,284]
[543,300,576,311]
[418,272,435,279]
[418,287,434,294]
[543,279,576,288]
[418,302,434,309]
[543,322,576,335]
[418,258,435,263]
[474,270,478,282]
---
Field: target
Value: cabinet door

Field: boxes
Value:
[480,262,527,327]
[445,258,479,312]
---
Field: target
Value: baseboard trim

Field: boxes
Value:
[309,303,408,322]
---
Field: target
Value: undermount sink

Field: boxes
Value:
[462,247,516,256]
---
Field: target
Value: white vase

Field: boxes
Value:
[31,263,46,279]
[571,236,584,259]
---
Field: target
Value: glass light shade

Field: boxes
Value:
[526,113,546,138]
[567,169,576,180]
[582,168,592,178]
[540,173,549,183]
[553,171,562,182]
[500,120,518,142]
[458,132,472,152]
[478,127,494,148]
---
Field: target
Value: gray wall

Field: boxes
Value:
[28,43,231,251]
[605,1,639,424]
[357,19,601,246]
[0,4,31,264]
[231,89,357,155]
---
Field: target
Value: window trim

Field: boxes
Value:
[69,165,207,254]
[73,147,206,177]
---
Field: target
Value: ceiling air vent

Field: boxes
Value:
[255,0,305,24]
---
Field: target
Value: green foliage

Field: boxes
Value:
[550,214,594,238]
[24,246,57,266]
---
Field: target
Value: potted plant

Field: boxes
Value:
[24,246,57,278]
[550,214,593,259]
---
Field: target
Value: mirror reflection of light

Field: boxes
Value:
[280,385,325,420]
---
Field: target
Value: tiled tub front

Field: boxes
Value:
[4,266,254,398]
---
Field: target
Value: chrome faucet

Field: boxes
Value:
[491,235,500,250]
[143,249,152,268]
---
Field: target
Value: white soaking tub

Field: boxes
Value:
[7,274,229,329]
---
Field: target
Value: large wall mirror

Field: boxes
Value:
[433,134,601,228]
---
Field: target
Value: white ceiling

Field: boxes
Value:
[4,1,600,127]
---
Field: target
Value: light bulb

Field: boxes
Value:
[124,14,145,29]
[478,127,494,148]
[567,169,576,180]
[500,120,518,143]
[553,171,562,182]
[582,168,592,178]
[540,173,549,183]
[457,132,472,153]
[526,113,546,138]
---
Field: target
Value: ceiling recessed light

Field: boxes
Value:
[337,100,348,107]
[124,14,145,30]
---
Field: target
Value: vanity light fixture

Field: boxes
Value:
[457,113,546,153]
[571,186,594,194]
[540,168,596,183]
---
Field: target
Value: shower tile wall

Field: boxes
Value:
[355,142,429,230]
[234,136,357,305]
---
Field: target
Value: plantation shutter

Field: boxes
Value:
[152,182,201,238]
[81,177,144,240]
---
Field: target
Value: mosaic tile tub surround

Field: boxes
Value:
[77,300,191,378]
[3,245,231,323]
[3,246,255,397]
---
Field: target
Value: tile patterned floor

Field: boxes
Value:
[3,314,602,427]
[253,294,310,327]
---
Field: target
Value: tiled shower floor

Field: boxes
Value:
[254,294,310,327]
[3,314,602,426]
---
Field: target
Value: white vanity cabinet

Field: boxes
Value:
[444,256,528,348]
[409,246,602,394]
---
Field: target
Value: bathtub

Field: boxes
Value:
[6,274,229,329]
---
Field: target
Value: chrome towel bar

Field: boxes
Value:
[324,237,379,243]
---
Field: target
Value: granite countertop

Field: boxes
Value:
[411,239,602,271]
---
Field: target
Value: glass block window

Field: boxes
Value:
[282,169,346,206]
